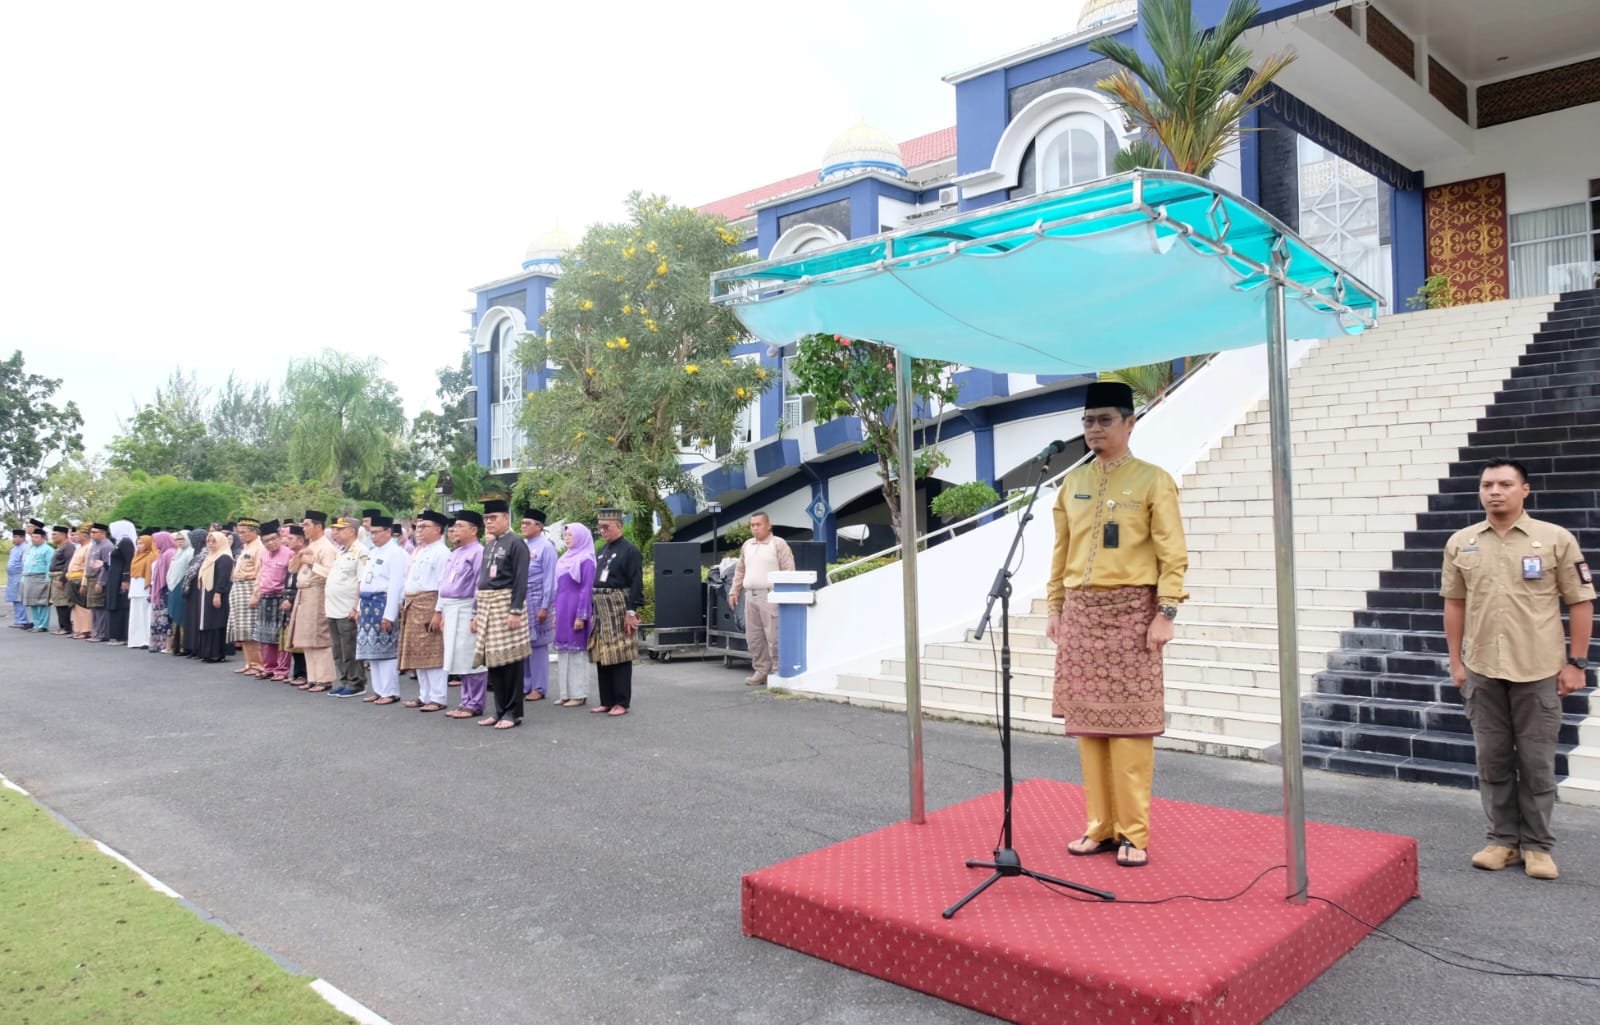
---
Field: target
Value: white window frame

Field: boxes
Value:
[1036,113,1114,193]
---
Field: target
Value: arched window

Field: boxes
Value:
[494,321,520,403]
[1036,113,1120,192]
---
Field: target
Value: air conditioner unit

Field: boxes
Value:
[938,186,959,207]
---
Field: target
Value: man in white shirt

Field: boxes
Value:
[398,510,452,711]
[354,516,409,703]
[728,512,795,686]
[324,516,368,694]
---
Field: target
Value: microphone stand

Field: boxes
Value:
[943,454,1114,919]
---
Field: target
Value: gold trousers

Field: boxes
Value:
[1077,735,1155,849]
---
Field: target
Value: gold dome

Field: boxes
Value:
[1077,0,1136,31]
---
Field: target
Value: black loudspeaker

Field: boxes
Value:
[790,540,826,589]
[652,542,704,629]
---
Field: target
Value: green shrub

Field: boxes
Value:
[111,480,243,528]
[931,481,1001,524]
[827,555,898,583]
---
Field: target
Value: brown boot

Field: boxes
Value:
[1470,844,1522,871]
[1522,850,1559,880]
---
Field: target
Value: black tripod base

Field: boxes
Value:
[942,847,1115,918]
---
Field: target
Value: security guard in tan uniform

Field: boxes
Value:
[1442,458,1595,880]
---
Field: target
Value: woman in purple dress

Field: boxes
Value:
[550,523,597,708]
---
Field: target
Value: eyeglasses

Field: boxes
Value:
[1081,414,1125,429]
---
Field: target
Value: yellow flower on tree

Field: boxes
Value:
[538,488,551,496]
[585,367,595,376]
[655,259,669,276]
[735,387,748,400]
[684,364,700,375]
[755,367,767,380]
[617,337,629,350]
[645,318,658,332]
[605,341,617,349]
[622,246,636,259]
[622,303,632,315]
[580,299,594,311]
[645,240,658,254]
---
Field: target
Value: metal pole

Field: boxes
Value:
[896,348,926,824]
[1266,247,1308,903]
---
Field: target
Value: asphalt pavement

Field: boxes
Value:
[2,626,1597,1025]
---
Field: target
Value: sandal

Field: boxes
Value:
[526,692,544,701]
[1115,840,1149,868]
[493,718,520,729]
[307,684,331,693]
[477,716,500,727]
[417,703,446,713]
[1067,836,1120,857]
[372,696,399,705]
[444,708,477,718]
[607,706,629,717]
[360,693,379,703]
[589,705,612,714]
[402,699,423,708]
[560,698,586,708]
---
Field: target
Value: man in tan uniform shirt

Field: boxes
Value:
[728,512,794,687]
[1442,458,1594,880]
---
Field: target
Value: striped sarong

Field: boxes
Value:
[227,579,259,643]
[254,590,287,646]
[587,587,637,667]
[85,576,106,609]
[355,591,398,661]
[397,591,443,671]
[1052,585,1166,737]
[472,589,530,669]
[439,596,477,674]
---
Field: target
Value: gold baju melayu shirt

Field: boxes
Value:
[1046,453,1188,615]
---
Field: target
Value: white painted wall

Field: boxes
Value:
[785,338,1321,690]
[1424,102,1600,214]
[878,196,917,231]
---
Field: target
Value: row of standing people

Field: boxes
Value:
[10,503,647,729]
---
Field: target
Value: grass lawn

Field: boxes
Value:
[0,786,356,1025]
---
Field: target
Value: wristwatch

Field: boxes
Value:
[1157,605,1178,621]
[1569,657,1590,670]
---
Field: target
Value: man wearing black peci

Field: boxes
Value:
[589,509,644,717]
[471,498,531,730]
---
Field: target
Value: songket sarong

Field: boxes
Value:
[397,591,443,671]
[254,591,287,646]
[472,589,530,669]
[20,574,50,607]
[49,571,72,606]
[227,578,258,643]
[355,592,399,661]
[587,588,637,667]
[1052,585,1165,737]
[285,582,330,651]
[438,596,478,674]
[85,577,106,610]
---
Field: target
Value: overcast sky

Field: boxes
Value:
[2,1,1086,456]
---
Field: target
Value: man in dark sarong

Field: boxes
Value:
[1046,381,1188,869]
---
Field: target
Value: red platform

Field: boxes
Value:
[742,779,1417,1025]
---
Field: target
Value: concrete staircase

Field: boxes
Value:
[828,294,1562,758]
[1301,288,1600,805]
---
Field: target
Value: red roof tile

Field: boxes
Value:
[697,126,957,223]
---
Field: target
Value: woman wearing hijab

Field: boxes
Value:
[180,528,208,657]
[194,531,234,663]
[66,530,93,639]
[126,529,157,649]
[104,520,137,644]
[164,530,197,655]
[146,531,175,653]
[550,522,598,708]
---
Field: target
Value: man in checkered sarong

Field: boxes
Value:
[471,498,531,729]
[227,518,266,675]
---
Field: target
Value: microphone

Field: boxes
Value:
[1034,438,1069,461]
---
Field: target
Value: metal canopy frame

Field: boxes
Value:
[711,171,1386,903]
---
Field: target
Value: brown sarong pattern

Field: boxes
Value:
[473,589,531,669]
[397,591,444,671]
[1052,585,1165,737]
[49,571,72,606]
[588,588,637,666]
[85,577,106,609]
[227,578,258,643]
[286,581,331,651]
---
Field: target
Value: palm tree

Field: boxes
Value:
[283,351,406,495]
[1101,362,1174,406]
[1090,0,1294,176]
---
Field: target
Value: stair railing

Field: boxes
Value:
[824,355,1212,584]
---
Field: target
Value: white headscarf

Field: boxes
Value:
[166,531,195,590]
[109,520,136,546]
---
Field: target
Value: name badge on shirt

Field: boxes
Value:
[599,566,609,583]
[1073,493,1091,500]
[1522,555,1542,580]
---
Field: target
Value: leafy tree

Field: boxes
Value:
[107,371,211,479]
[35,453,136,526]
[1090,0,1294,176]
[0,350,84,521]
[517,192,768,537]
[411,348,485,505]
[787,333,958,540]
[282,351,408,495]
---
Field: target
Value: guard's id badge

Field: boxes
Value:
[1579,562,1593,586]
[1522,555,1542,580]
[599,566,610,583]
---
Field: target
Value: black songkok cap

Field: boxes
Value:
[303,509,327,525]
[1084,381,1135,411]
[454,510,484,530]
[138,527,155,536]
[370,515,395,530]
[521,507,547,524]
[54,525,71,534]
[92,523,111,532]
[259,519,281,536]
[362,508,382,519]
[419,510,450,528]
[28,518,44,529]
[10,527,23,537]
[288,524,306,538]
[481,498,509,515]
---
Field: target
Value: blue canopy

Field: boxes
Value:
[711,171,1383,371]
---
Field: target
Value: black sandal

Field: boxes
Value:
[1115,840,1149,868]
[1067,836,1119,857]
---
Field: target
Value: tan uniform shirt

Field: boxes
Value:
[1047,453,1188,615]
[731,535,795,600]
[1441,513,1595,682]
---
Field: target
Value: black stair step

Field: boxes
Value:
[1466,422,1600,448]
[1416,508,1597,531]
[1439,470,1598,494]
[1479,404,1599,430]
[1498,368,1600,391]
[1510,357,1600,379]
[1525,338,1600,357]
[1301,744,1479,788]
[1454,440,1600,463]
[1315,669,1454,702]
[1364,586,1444,610]
[1355,608,1443,632]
